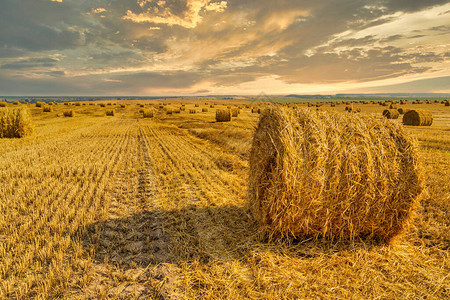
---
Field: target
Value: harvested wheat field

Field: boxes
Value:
[0,101,448,299]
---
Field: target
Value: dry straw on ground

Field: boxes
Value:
[403,110,433,126]
[249,107,423,243]
[0,107,33,138]
[215,109,232,122]
[382,109,399,119]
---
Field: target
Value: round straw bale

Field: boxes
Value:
[398,108,410,115]
[249,107,423,242]
[402,110,433,126]
[382,109,399,119]
[215,109,231,122]
[43,106,53,112]
[142,110,154,118]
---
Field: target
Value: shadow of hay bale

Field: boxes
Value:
[79,205,388,273]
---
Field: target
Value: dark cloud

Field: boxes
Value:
[45,71,65,77]
[0,0,86,52]
[1,58,58,70]
[381,0,449,13]
[0,0,448,94]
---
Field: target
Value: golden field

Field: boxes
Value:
[0,100,449,299]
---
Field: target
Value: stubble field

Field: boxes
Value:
[0,100,449,299]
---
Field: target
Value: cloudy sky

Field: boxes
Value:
[0,0,449,96]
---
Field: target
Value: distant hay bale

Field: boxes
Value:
[142,110,154,118]
[13,101,20,105]
[382,109,399,119]
[195,104,199,107]
[35,102,43,108]
[106,110,115,116]
[166,109,173,115]
[75,102,81,106]
[249,107,423,242]
[180,107,186,111]
[231,108,240,117]
[403,110,433,126]
[43,106,53,112]
[251,108,258,113]
[445,101,449,107]
[63,110,74,117]
[0,102,6,107]
[398,108,410,115]
[202,108,208,112]
[99,104,106,107]
[173,108,181,113]
[0,108,34,138]
[215,109,232,122]
[119,104,126,108]
[189,109,196,114]
[389,104,397,109]
[210,105,215,108]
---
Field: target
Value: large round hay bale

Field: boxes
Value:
[0,107,33,138]
[249,107,423,242]
[142,110,154,118]
[403,110,433,126]
[215,109,231,122]
[63,110,74,117]
[382,109,399,119]
[43,106,53,112]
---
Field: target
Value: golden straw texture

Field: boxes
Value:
[215,109,232,122]
[403,110,433,126]
[249,107,423,243]
[0,107,33,138]
[382,109,399,119]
